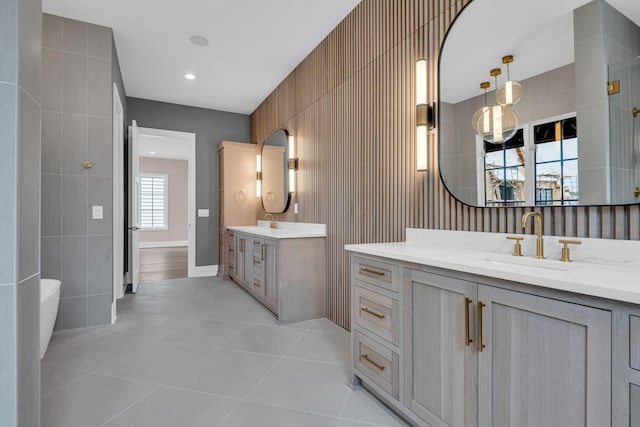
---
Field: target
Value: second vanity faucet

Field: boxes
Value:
[264,213,277,229]
[522,212,544,259]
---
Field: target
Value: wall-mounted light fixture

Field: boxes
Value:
[288,135,298,193]
[256,154,262,197]
[416,59,435,171]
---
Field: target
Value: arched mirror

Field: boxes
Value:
[439,0,640,207]
[261,129,291,213]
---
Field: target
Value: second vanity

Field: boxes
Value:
[346,228,640,427]
[227,221,326,323]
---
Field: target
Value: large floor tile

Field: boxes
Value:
[45,325,114,357]
[200,301,271,323]
[340,389,409,427]
[337,420,388,427]
[166,348,279,397]
[219,324,304,356]
[41,373,156,427]
[310,317,349,333]
[43,332,157,371]
[221,401,337,427]
[102,386,239,427]
[98,341,207,384]
[287,330,350,366]
[245,357,350,416]
[40,363,90,396]
[161,318,248,346]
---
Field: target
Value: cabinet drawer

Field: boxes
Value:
[354,331,399,400]
[353,284,399,345]
[353,256,399,292]
[632,316,640,372]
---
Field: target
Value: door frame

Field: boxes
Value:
[112,84,124,322]
[134,127,206,278]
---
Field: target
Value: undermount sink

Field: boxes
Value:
[464,254,573,272]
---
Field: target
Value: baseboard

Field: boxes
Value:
[190,264,218,278]
[139,240,188,248]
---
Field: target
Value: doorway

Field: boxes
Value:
[128,124,197,292]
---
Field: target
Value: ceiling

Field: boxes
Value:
[440,0,640,104]
[42,0,362,114]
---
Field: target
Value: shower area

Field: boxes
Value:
[609,56,640,204]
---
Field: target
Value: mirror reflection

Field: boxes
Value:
[261,129,290,213]
[439,0,640,207]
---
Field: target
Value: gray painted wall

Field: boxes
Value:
[0,0,42,424]
[126,97,251,266]
[41,14,115,330]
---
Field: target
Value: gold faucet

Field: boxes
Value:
[264,213,277,229]
[521,212,544,259]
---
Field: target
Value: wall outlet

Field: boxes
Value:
[198,209,210,218]
[294,203,299,214]
[92,205,103,220]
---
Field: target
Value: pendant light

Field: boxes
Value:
[496,55,523,106]
[471,81,491,132]
[477,68,518,144]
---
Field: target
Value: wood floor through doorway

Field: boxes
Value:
[139,246,188,282]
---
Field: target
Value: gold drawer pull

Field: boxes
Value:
[361,306,385,319]
[360,268,385,276]
[361,354,385,371]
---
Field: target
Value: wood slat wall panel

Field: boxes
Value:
[250,0,640,329]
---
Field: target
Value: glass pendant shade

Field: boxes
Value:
[471,106,490,131]
[476,105,518,144]
[496,80,523,106]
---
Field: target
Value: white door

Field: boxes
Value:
[129,120,141,293]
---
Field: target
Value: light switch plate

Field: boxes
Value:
[294,203,299,214]
[92,205,103,220]
[198,209,210,218]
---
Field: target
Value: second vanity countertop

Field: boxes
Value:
[228,221,327,239]
[345,229,640,306]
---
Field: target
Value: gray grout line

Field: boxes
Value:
[97,383,162,427]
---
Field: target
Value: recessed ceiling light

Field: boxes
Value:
[185,73,196,80]
[189,35,209,46]
[150,151,157,154]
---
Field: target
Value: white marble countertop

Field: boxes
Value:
[345,229,640,305]
[228,221,326,239]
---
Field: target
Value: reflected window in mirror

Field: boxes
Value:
[478,115,578,207]
[534,117,579,206]
[483,130,526,207]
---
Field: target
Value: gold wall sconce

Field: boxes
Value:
[288,135,298,193]
[255,154,262,198]
[416,59,435,171]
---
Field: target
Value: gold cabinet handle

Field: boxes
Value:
[261,245,265,261]
[464,297,473,346]
[360,268,385,277]
[361,354,385,371]
[361,306,385,319]
[477,301,486,352]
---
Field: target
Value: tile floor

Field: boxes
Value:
[41,276,409,427]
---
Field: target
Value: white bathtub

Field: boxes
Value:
[40,278,61,359]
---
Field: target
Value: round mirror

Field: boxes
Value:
[261,129,291,213]
[439,0,640,207]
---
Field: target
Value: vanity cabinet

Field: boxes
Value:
[229,230,325,323]
[631,384,640,427]
[477,284,611,427]
[404,269,477,427]
[352,254,615,427]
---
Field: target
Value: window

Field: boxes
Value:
[478,115,578,206]
[139,174,168,229]
[534,117,579,206]
[484,129,526,207]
